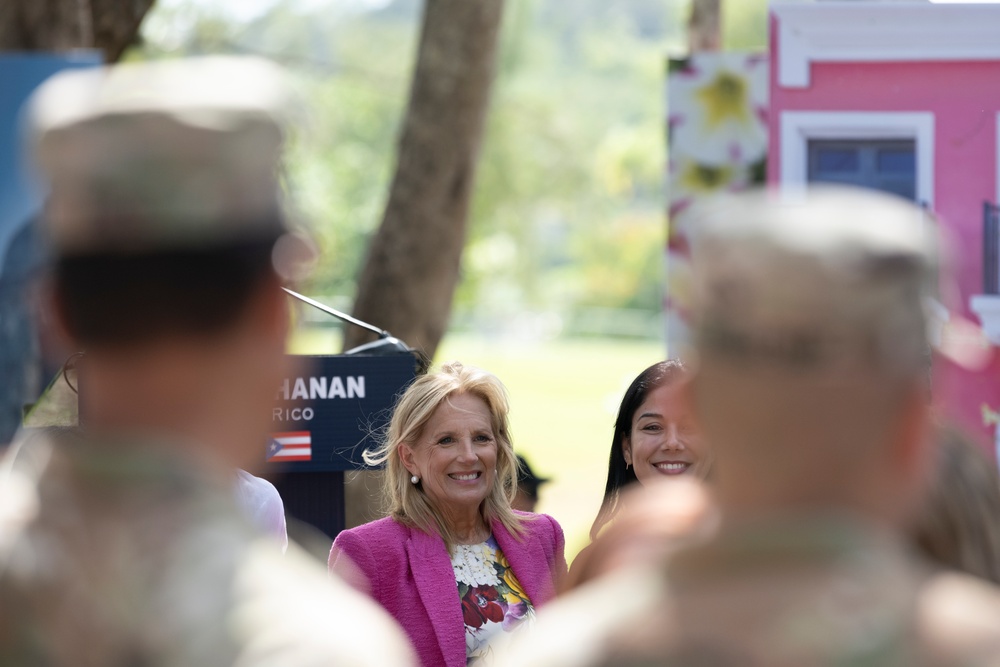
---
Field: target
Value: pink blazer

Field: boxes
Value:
[329,512,566,667]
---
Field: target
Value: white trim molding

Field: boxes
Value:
[779,111,935,207]
[971,295,1000,346]
[773,2,1000,88]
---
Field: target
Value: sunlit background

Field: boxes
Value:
[131,0,769,556]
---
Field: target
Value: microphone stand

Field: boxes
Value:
[282,287,389,339]
[282,288,426,367]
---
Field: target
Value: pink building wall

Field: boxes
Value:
[768,14,1000,447]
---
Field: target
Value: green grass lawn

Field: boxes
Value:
[291,328,665,560]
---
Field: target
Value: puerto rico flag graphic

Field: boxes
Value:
[267,431,312,462]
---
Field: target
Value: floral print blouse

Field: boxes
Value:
[451,536,534,664]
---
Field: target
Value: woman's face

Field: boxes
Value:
[400,392,498,519]
[623,381,706,485]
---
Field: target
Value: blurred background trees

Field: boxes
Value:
[0,0,155,59]
[343,0,506,357]
[0,0,769,545]
[135,0,771,350]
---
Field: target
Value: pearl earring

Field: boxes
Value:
[411,475,419,484]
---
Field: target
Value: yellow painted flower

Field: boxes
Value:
[503,569,528,602]
[668,53,768,167]
[695,70,751,131]
[496,551,528,602]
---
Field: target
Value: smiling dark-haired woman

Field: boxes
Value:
[589,359,710,540]
[563,359,713,590]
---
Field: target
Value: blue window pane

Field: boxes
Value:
[816,148,859,173]
[807,139,916,203]
[878,149,915,173]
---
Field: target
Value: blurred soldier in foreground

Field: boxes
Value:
[0,57,414,666]
[501,187,1000,666]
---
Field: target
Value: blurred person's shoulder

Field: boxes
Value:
[234,537,416,666]
[496,565,666,667]
[0,429,75,543]
[564,478,716,591]
[0,442,42,553]
[234,469,288,549]
[547,517,931,665]
[917,570,1000,663]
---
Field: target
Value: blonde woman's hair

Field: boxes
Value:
[364,361,525,549]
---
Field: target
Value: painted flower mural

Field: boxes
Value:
[668,53,768,168]
[666,53,769,353]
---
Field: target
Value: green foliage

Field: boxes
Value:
[137,0,417,297]
[723,0,769,53]
[458,0,681,327]
[136,0,768,338]
[663,0,769,54]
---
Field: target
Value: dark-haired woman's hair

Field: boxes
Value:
[912,426,1000,584]
[589,359,688,540]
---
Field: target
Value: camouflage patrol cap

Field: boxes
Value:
[687,186,938,375]
[27,56,297,256]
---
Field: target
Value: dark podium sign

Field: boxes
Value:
[264,353,417,472]
[268,351,418,541]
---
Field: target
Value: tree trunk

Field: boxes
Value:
[0,0,155,62]
[689,0,721,52]
[343,0,506,358]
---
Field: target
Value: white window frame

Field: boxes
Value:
[779,111,934,207]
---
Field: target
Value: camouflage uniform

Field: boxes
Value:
[0,57,415,666]
[507,516,1000,667]
[0,431,414,666]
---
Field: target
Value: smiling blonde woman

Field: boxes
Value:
[329,362,566,667]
